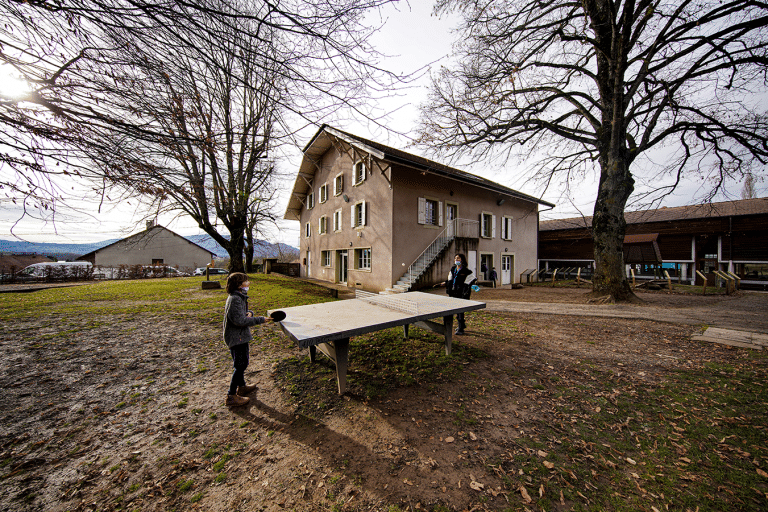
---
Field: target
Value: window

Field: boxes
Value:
[351,201,367,227]
[318,215,328,235]
[333,209,342,232]
[321,250,331,267]
[319,184,328,203]
[417,197,443,226]
[307,192,315,210]
[501,216,514,240]
[305,222,311,238]
[353,161,366,185]
[355,248,371,270]
[334,173,344,196]
[425,199,438,225]
[481,212,496,238]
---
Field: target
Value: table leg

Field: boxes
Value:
[334,338,349,395]
[403,324,409,339]
[309,345,317,363]
[443,314,453,355]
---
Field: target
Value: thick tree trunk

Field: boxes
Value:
[591,155,638,302]
[227,228,246,273]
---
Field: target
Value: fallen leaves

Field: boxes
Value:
[519,485,532,503]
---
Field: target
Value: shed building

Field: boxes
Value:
[538,198,768,290]
[77,224,214,273]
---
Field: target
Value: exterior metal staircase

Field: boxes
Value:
[383,218,479,294]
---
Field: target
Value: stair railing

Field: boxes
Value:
[406,218,479,289]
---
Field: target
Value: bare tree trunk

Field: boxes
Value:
[228,228,246,273]
[592,154,637,301]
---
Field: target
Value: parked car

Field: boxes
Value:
[141,265,189,278]
[10,261,93,282]
[193,267,228,276]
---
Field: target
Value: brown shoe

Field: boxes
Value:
[236,384,258,396]
[225,394,249,407]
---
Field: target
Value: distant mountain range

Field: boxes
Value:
[0,234,296,261]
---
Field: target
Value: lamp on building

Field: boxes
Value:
[497,198,506,206]
[343,194,349,202]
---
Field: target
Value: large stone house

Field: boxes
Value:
[284,125,554,293]
[77,224,214,272]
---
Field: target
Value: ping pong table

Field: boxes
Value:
[268,291,486,394]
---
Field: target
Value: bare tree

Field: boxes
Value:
[418,0,768,301]
[1,0,395,244]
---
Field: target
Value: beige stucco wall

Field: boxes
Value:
[299,149,394,291]
[391,166,540,286]
[93,227,213,271]
[297,146,542,291]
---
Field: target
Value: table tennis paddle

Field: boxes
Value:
[270,310,286,322]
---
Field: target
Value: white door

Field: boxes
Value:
[446,204,457,237]
[501,255,513,285]
[306,251,311,278]
[468,250,477,277]
[338,251,348,284]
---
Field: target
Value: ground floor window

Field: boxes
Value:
[355,248,371,270]
[321,250,331,267]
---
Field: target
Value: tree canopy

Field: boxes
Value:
[418,0,768,300]
[1,0,394,258]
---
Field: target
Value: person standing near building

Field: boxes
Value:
[489,267,498,288]
[434,253,474,335]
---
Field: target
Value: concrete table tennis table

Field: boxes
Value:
[268,291,486,394]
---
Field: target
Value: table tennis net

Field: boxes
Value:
[355,290,449,316]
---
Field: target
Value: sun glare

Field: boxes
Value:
[0,67,31,99]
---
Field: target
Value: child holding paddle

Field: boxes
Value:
[223,272,272,407]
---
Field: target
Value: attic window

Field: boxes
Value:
[334,173,344,196]
[353,161,366,185]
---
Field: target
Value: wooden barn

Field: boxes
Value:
[538,197,768,290]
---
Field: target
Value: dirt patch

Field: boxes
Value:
[1,287,766,511]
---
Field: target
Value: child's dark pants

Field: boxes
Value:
[228,343,249,395]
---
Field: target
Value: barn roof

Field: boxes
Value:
[540,197,768,231]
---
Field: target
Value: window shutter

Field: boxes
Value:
[362,201,367,225]
[438,201,443,227]
[417,197,426,225]
[479,213,484,235]
[351,204,356,227]
[492,215,496,238]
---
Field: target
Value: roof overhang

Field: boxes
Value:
[283,124,555,220]
[284,126,387,220]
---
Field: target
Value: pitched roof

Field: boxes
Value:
[76,225,215,259]
[0,253,55,270]
[540,197,768,231]
[285,124,554,219]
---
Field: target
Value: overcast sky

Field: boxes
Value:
[1,1,763,246]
